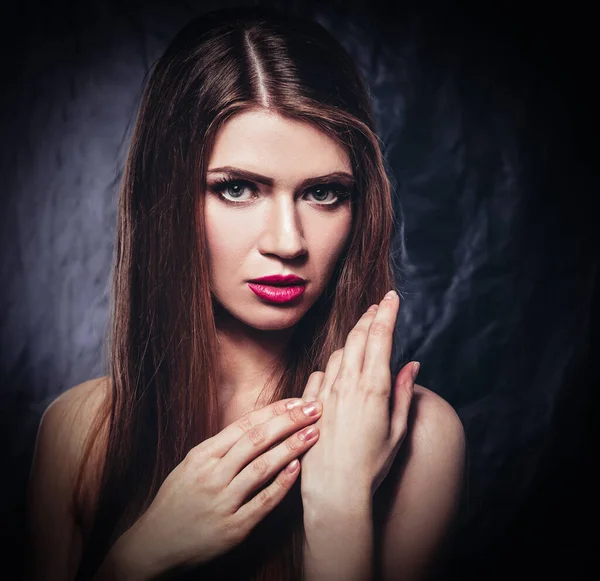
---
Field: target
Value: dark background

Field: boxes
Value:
[1,0,598,579]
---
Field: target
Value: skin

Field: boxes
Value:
[300,296,417,581]
[203,109,465,581]
[26,107,466,581]
[203,108,354,422]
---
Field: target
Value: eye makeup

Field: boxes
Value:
[208,175,353,209]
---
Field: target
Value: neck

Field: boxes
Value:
[214,305,295,409]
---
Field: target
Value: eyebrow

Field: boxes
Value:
[207,166,355,189]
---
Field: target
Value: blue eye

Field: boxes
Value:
[305,184,352,206]
[208,177,352,208]
[210,178,258,203]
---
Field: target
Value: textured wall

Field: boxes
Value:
[1,1,597,579]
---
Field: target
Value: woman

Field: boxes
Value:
[26,6,466,581]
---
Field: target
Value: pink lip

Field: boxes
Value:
[249,274,306,285]
[247,282,306,304]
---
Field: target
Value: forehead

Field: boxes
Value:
[207,110,352,183]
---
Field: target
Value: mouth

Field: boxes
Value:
[247,281,306,304]
[248,275,307,286]
[250,281,304,287]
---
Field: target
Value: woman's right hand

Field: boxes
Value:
[108,397,322,579]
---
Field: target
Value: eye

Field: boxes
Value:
[208,177,352,208]
[304,183,352,207]
[209,178,258,204]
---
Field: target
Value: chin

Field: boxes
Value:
[213,298,306,331]
[243,309,305,332]
[251,320,299,332]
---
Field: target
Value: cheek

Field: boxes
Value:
[307,212,352,270]
[204,203,254,263]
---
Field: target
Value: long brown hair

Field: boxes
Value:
[73,6,397,580]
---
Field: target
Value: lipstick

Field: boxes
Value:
[247,274,307,304]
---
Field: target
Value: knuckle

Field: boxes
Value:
[348,327,366,340]
[273,400,289,416]
[185,444,208,466]
[276,471,292,490]
[247,426,267,446]
[360,379,377,392]
[251,456,270,476]
[329,379,343,394]
[237,414,254,433]
[182,451,219,489]
[369,321,390,337]
[360,378,388,396]
[336,366,355,383]
[287,434,302,452]
[289,407,304,423]
[257,486,276,508]
[329,349,344,362]
[223,516,246,543]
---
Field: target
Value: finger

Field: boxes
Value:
[220,401,322,483]
[234,456,302,528]
[302,371,325,402]
[332,304,379,389]
[362,291,400,381]
[389,361,418,448]
[202,398,310,458]
[318,347,344,398]
[227,423,319,509]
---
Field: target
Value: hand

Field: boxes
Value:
[113,398,323,577]
[300,290,418,506]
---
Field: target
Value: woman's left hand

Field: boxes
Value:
[299,290,419,507]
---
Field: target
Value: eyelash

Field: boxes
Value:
[209,177,352,209]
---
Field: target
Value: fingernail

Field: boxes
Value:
[302,402,321,416]
[286,399,305,409]
[299,426,318,441]
[384,290,397,300]
[411,361,420,380]
[367,304,379,312]
[286,459,299,473]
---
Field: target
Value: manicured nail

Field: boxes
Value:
[411,361,420,380]
[302,402,321,416]
[299,426,318,441]
[384,290,397,300]
[286,399,305,409]
[286,459,299,473]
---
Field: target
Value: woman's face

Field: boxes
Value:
[204,109,353,331]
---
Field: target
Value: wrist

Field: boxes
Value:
[302,496,374,581]
[93,522,163,581]
[302,489,373,527]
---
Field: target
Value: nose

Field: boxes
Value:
[258,194,308,260]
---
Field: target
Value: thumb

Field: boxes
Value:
[389,361,419,448]
[302,371,325,402]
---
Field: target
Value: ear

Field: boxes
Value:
[302,371,325,402]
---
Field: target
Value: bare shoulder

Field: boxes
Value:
[44,375,110,428]
[39,376,111,482]
[377,383,467,581]
[26,376,111,581]
[45,375,111,435]
[410,383,465,446]
[398,383,466,492]
[45,375,112,511]
[379,383,466,501]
